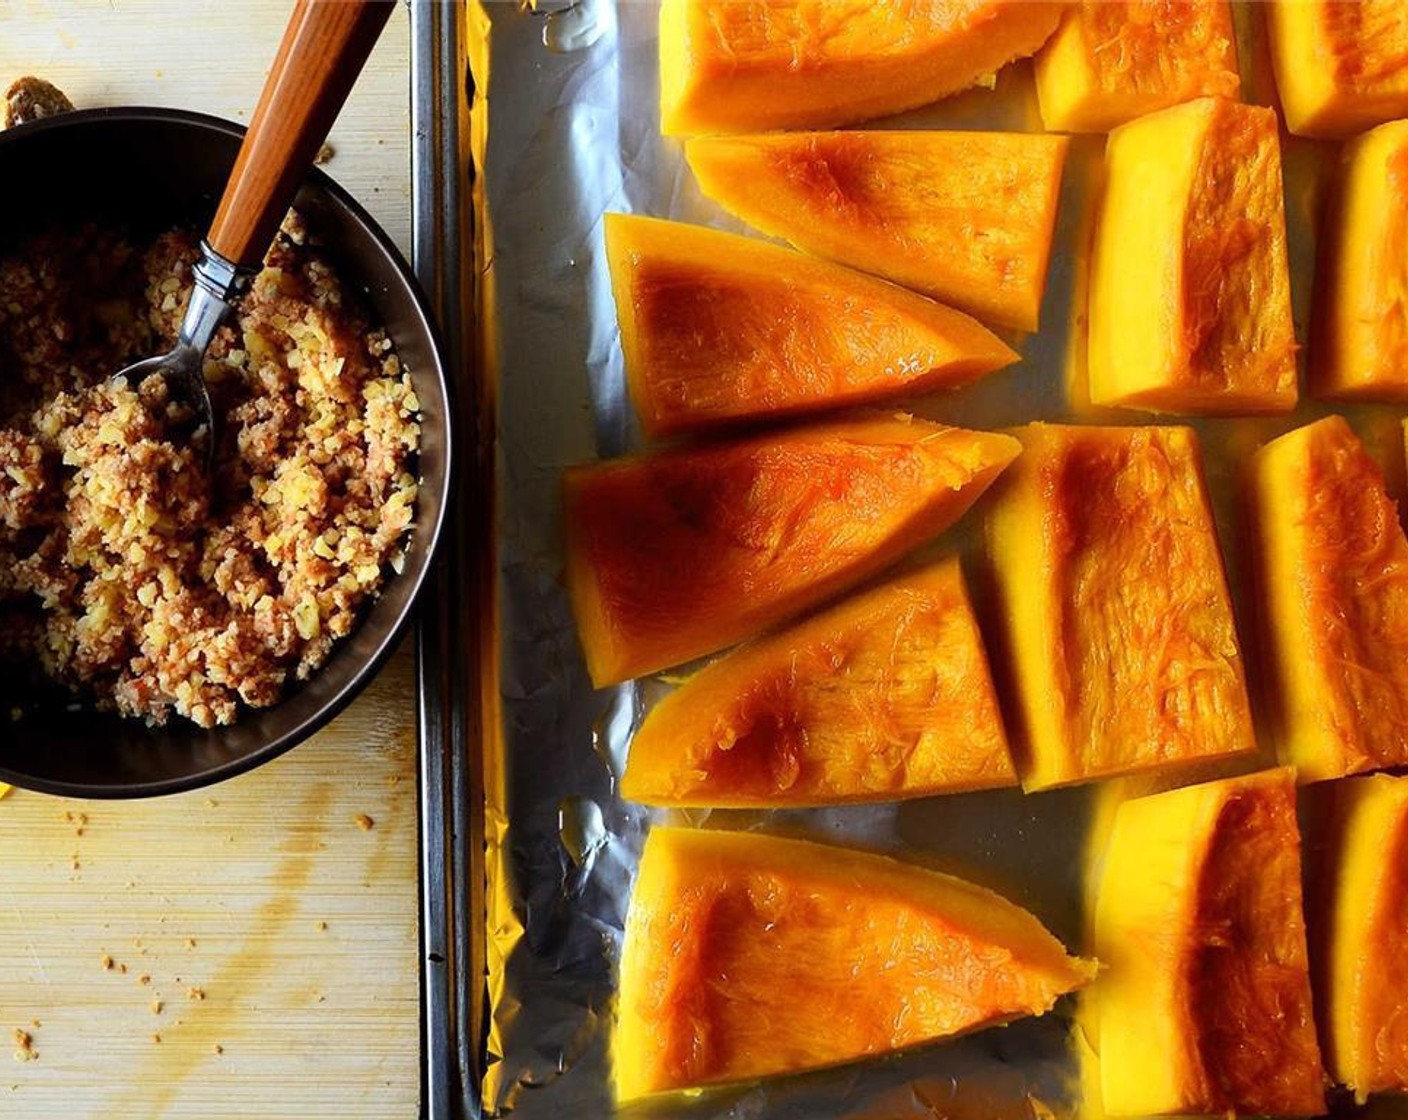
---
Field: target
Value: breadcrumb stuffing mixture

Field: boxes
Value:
[0,216,420,727]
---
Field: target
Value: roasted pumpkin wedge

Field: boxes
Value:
[1249,416,1408,784]
[659,0,1065,136]
[605,215,1018,437]
[1268,0,1408,139]
[1316,774,1408,1100]
[1034,0,1241,133]
[565,416,1020,687]
[686,131,1068,332]
[616,828,1096,1099]
[1094,768,1326,1117]
[987,424,1255,791]
[621,559,1015,807]
[1313,120,1408,401]
[1089,97,1296,415]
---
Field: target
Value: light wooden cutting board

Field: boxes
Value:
[0,4,422,1117]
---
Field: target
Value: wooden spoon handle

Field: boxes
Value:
[207,0,394,270]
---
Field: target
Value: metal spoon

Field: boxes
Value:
[113,0,395,458]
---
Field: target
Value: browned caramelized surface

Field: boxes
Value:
[1078,1,1239,98]
[1321,0,1408,89]
[1298,418,1408,771]
[1180,101,1296,401]
[1188,781,1325,1115]
[1042,427,1250,778]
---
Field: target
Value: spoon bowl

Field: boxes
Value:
[0,108,451,797]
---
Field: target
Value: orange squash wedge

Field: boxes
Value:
[659,0,1066,136]
[1094,768,1326,1116]
[616,828,1097,1099]
[686,131,1069,332]
[1313,120,1408,402]
[1268,0,1408,139]
[565,415,1020,687]
[1089,97,1297,415]
[1249,416,1408,783]
[987,424,1255,791]
[621,559,1015,807]
[1034,1,1241,133]
[605,214,1018,437]
[1315,774,1408,1101]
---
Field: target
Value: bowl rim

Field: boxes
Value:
[0,106,454,799]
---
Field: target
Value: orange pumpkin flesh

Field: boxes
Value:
[616,828,1096,1100]
[1095,768,1326,1116]
[1250,416,1408,783]
[659,0,1065,136]
[686,131,1069,332]
[621,559,1015,808]
[1034,0,1241,133]
[987,424,1255,790]
[1268,0,1408,139]
[604,214,1018,437]
[565,416,1020,687]
[1316,774,1408,1100]
[1088,98,1297,415]
[1313,121,1408,402]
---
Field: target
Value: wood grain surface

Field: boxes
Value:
[0,3,422,1117]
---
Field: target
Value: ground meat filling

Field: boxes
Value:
[0,217,421,727]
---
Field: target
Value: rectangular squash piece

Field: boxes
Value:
[987,423,1255,791]
[660,0,1065,136]
[1268,0,1408,138]
[1094,768,1326,1116]
[1034,1,1241,133]
[1313,120,1408,401]
[1089,97,1296,415]
[622,559,1016,808]
[616,828,1096,1100]
[565,416,1021,687]
[604,214,1017,438]
[686,131,1068,332]
[1249,415,1408,783]
[1316,774,1408,1101]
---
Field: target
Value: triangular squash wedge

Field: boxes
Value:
[564,416,1021,686]
[1094,768,1325,1116]
[660,0,1066,135]
[616,828,1097,1100]
[605,214,1017,437]
[1250,416,1408,782]
[622,559,1016,806]
[686,131,1068,331]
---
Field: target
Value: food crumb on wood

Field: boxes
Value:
[69,854,79,871]
[149,1000,162,1015]
[118,963,127,975]
[314,920,328,931]
[212,1043,223,1055]
[184,937,196,950]
[137,973,151,987]
[314,142,335,164]
[3,76,73,129]
[100,954,113,971]
[11,1030,35,1063]
[354,812,375,831]
[186,986,205,1002]
[204,799,218,809]
[151,1033,161,1045]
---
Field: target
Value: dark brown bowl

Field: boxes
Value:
[0,108,451,797]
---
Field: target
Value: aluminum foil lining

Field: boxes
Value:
[470,3,1394,1116]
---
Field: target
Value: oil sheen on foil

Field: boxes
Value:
[470,4,1388,1117]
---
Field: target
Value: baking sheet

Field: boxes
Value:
[470,3,1408,1117]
